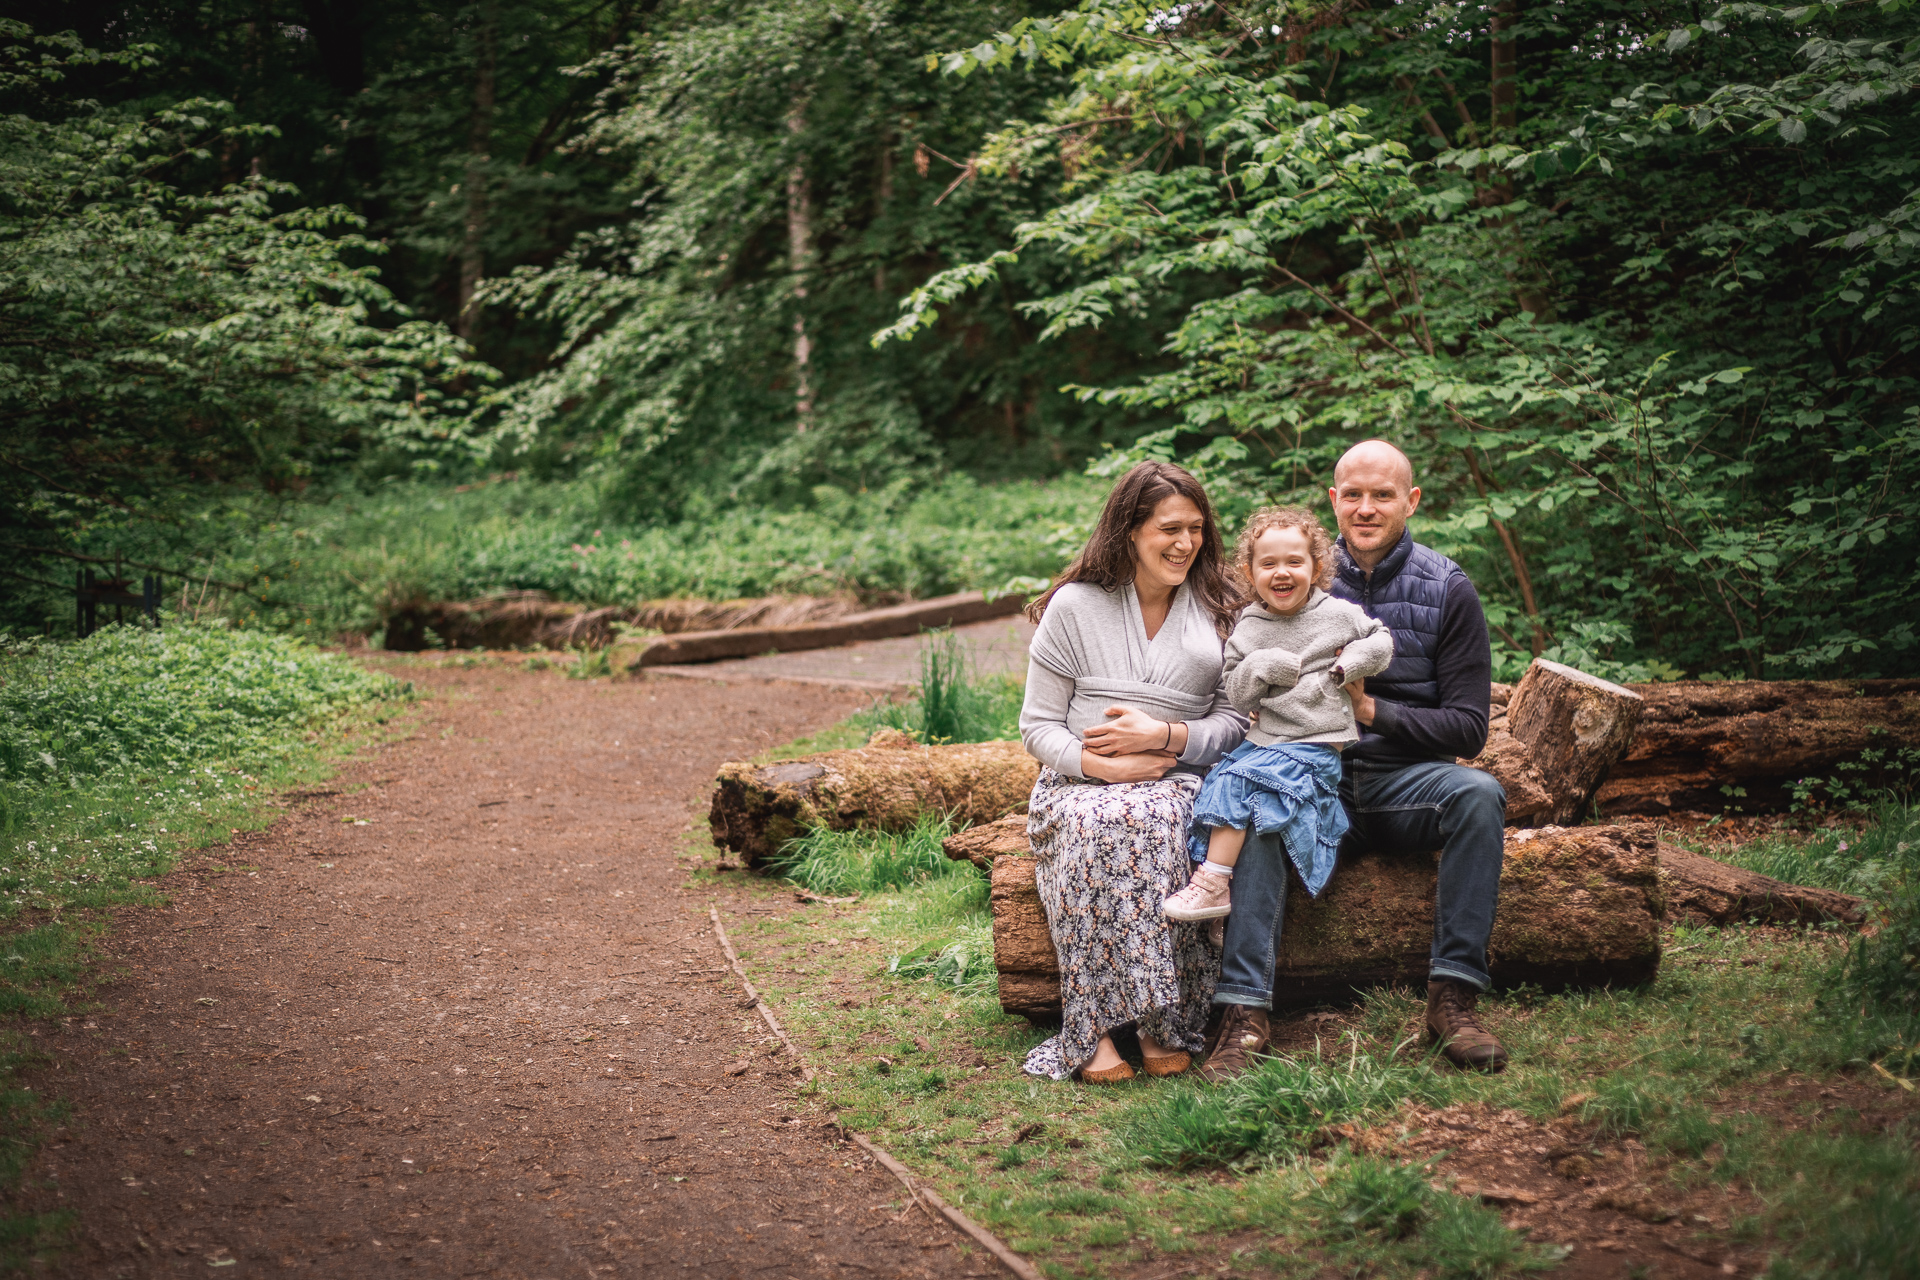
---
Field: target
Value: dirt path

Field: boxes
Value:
[14,664,982,1278]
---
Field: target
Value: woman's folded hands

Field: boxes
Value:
[1080,705,1184,783]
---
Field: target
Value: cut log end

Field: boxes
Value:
[1508,659,1646,825]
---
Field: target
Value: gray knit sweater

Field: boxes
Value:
[1224,589,1394,748]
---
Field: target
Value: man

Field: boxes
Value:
[1195,439,1508,1081]
[1327,439,1508,1070]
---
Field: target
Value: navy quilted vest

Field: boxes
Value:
[1328,531,1463,711]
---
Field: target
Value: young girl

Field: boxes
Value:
[1161,507,1395,1079]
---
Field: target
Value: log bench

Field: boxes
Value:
[947,814,1865,1020]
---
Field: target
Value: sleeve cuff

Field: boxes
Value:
[1054,739,1086,778]
[1367,698,1403,739]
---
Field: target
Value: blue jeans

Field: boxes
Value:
[1215,759,1506,1008]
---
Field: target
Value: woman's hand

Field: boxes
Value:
[1082,706,1185,757]
[1079,749,1178,785]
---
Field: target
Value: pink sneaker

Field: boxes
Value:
[1164,868,1232,921]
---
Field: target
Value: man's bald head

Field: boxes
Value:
[1333,439,1414,491]
[1328,439,1421,571]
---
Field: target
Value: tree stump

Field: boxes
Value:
[708,733,1037,867]
[1506,659,1645,825]
[1599,679,1920,817]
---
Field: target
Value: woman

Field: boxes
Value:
[1018,461,1248,1082]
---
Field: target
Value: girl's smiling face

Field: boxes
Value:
[1249,525,1316,615]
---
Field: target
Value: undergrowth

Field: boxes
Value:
[64,474,1098,641]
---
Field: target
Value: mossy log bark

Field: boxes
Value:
[1599,679,1920,816]
[708,733,1037,867]
[960,816,1864,1020]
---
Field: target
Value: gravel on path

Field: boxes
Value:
[14,664,986,1278]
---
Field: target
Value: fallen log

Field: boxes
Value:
[636,590,1025,667]
[1599,679,1920,817]
[709,732,1038,867]
[381,590,867,652]
[970,815,1864,1019]
[1657,844,1867,926]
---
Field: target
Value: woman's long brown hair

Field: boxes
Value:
[1026,461,1238,636]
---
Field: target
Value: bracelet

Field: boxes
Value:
[1162,720,1173,751]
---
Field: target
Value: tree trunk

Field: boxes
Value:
[456,0,499,341]
[1599,679,1920,817]
[708,734,1036,867]
[978,820,1866,1020]
[1487,0,1518,205]
[1506,659,1645,825]
[787,99,814,431]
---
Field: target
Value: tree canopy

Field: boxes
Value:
[2,1,1915,679]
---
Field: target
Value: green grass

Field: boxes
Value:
[768,813,983,898]
[1107,1041,1453,1170]
[698,799,1920,1280]
[0,624,411,1267]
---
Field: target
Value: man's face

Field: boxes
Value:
[1329,457,1420,563]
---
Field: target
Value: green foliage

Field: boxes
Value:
[866,630,1026,745]
[482,0,1178,514]
[1311,1153,1434,1241]
[0,626,400,788]
[888,919,997,996]
[1108,1038,1451,1169]
[891,0,1920,680]
[26,474,1096,641]
[1831,805,1920,1034]
[0,23,488,592]
[1702,802,1918,898]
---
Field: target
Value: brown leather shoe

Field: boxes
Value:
[1198,1005,1269,1082]
[1425,978,1509,1072]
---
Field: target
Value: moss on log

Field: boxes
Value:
[708,733,1037,867]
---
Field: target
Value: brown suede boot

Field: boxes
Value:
[1198,1005,1269,1082]
[1425,978,1509,1072]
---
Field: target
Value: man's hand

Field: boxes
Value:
[1345,676,1376,726]
[1079,749,1178,784]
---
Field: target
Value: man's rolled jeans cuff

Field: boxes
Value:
[1213,987,1272,1009]
[1428,962,1488,990]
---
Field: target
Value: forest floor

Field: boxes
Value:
[6,657,1914,1279]
[3,661,995,1278]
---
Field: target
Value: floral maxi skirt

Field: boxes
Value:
[1021,768,1219,1080]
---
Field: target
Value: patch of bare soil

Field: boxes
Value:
[7,665,985,1278]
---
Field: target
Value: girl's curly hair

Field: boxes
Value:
[1234,506,1335,591]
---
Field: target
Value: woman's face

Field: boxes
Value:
[1129,494,1206,593]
